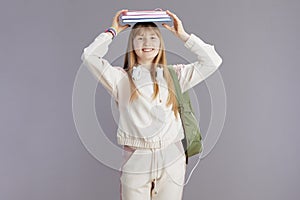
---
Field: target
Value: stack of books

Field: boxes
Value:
[121,10,172,23]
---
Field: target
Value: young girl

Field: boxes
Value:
[81,9,222,200]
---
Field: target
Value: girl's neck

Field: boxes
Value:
[137,63,152,70]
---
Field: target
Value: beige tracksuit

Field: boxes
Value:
[81,30,222,200]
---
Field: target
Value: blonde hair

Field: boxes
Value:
[123,22,179,118]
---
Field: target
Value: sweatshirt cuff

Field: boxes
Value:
[95,32,113,41]
[81,32,113,61]
[184,33,206,49]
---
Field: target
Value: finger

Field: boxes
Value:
[120,9,128,15]
[166,10,177,19]
[114,9,127,21]
[112,10,127,28]
[162,23,171,30]
[166,10,173,15]
[162,23,173,31]
[166,10,181,31]
[118,24,131,33]
[166,10,181,23]
[118,9,128,15]
[166,10,173,21]
[162,23,175,33]
[121,24,130,30]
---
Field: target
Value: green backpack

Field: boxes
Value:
[168,66,203,164]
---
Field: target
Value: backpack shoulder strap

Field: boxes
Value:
[167,65,184,106]
[167,65,193,113]
[167,65,189,164]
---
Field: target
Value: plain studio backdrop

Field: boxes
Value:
[1,0,299,200]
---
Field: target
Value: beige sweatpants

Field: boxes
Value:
[120,142,186,200]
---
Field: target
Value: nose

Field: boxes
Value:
[143,38,150,46]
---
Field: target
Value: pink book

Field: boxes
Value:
[123,10,167,16]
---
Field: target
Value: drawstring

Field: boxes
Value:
[151,148,159,195]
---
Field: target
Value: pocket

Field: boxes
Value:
[120,148,152,188]
[121,146,136,170]
[165,153,186,185]
[121,148,153,174]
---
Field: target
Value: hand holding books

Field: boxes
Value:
[162,10,190,42]
[110,9,131,35]
[109,9,190,42]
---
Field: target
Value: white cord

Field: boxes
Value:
[182,142,204,186]
[169,140,204,187]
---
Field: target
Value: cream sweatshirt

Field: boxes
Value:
[81,32,222,149]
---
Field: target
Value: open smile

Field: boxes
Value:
[142,48,155,52]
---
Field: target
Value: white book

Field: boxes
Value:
[121,14,170,19]
[123,10,167,16]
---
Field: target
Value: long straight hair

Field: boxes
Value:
[123,22,179,118]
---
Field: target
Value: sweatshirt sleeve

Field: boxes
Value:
[173,34,223,93]
[81,32,126,100]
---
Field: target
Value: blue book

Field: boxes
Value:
[122,17,172,23]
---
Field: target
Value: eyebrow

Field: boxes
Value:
[137,33,157,36]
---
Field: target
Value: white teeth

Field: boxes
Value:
[142,48,153,52]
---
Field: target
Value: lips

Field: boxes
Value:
[142,48,154,52]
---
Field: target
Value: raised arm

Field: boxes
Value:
[81,10,130,99]
[163,10,223,93]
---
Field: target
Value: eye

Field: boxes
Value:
[151,36,157,40]
[137,37,143,40]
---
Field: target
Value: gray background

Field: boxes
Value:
[1,0,299,199]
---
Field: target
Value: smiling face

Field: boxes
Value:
[133,27,161,65]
